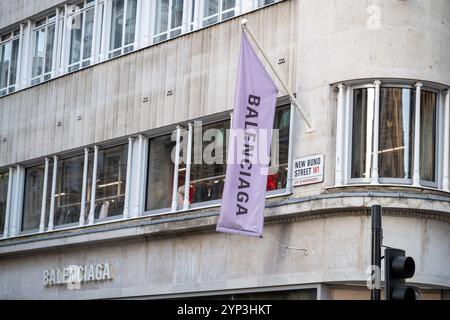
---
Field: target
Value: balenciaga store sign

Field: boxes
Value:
[43,263,113,289]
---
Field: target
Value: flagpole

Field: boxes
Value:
[241,19,314,133]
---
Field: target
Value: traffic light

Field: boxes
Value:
[384,248,417,300]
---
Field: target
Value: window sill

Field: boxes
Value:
[325,183,450,197]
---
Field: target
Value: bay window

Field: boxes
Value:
[31,15,56,85]
[109,0,138,58]
[0,30,20,96]
[340,80,442,188]
[67,0,97,72]
[0,172,9,235]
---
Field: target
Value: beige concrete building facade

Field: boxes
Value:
[0,0,449,299]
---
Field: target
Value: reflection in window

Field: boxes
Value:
[258,0,276,7]
[187,120,230,206]
[31,16,56,85]
[0,172,9,234]
[420,90,437,182]
[146,134,176,211]
[0,31,20,96]
[267,105,290,191]
[378,88,415,180]
[68,1,96,72]
[154,0,185,43]
[203,0,236,26]
[110,0,137,58]
[351,88,375,179]
[54,155,86,226]
[93,145,128,219]
[22,164,53,231]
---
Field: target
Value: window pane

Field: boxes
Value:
[94,145,128,219]
[258,0,276,7]
[54,155,85,226]
[155,0,169,35]
[171,0,184,30]
[110,0,124,51]
[125,0,137,45]
[420,90,437,182]
[146,134,176,211]
[204,0,218,25]
[0,172,9,235]
[83,8,95,60]
[69,14,83,65]
[221,0,235,20]
[378,88,415,179]
[44,24,55,74]
[188,120,229,206]
[351,88,375,179]
[0,42,11,89]
[268,106,290,191]
[9,39,19,87]
[32,29,46,78]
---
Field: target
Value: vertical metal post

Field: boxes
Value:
[371,205,382,300]
[123,137,134,219]
[171,126,182,212]
[183,123,193,210]
[48,156,58,231]
[88,146,99,224]
[79,148,89,226]
[39,158,50,232]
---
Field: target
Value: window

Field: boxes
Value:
[203,0,236,26]
[53,155,86,226]
[109,0,138,58]
[67,0,97,72]
[344,81,440,187]
[146,105,291,213]
[146,133,176,212]
[93,145,128,219]
[0,172,9,235]
[258,0,277,7]
[153,0,186,43]
[31,15,56,85]
[188,120,230,206]
[0,30,20,96]
[22,164,53,231]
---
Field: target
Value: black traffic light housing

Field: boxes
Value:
[384,248,417,300]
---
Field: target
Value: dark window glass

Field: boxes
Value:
[93,145,128,219]
[22,164,53,231]
[378,88,415,179]
[0,172,9,234]
[351,88,375,179]
[420,90,437,182]
[146,134,176,211]
[267,105,290,191]
[54,156,85,226]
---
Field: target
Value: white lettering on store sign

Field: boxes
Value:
[43,263,112,288]
[293,154,325,186]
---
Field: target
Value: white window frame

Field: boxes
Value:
[144,102,294,217]
[152,0,190,44]
[339,79,446,191]
[30,14,58,85]
[65,0,99,72]
[107,0,140,59]
[0,29,21,96]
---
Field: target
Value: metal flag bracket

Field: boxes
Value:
[241,19,315,133]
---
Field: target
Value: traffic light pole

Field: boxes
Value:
[371,205,382,300]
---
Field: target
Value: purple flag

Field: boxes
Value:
[216,31,278,238]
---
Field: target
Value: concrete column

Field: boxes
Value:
[413,82,423,187]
